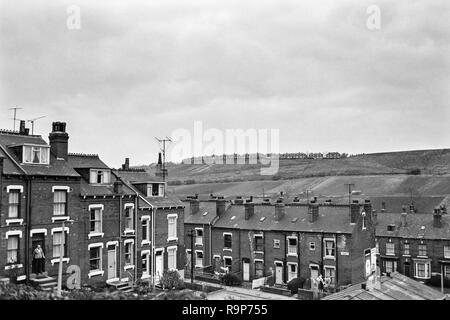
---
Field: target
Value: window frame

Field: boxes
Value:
[414,261,431,279]
[273,239,280,249]
[254,259,264,279]
[418,244,427,257]
[167,214,178,241]
[167,246,178,270]
[223,233,232,250]
[287,236,298,257]
[22,145,50,165]
[195,250,204,268]
[53,188,68,216]
[124,204,135,234]
[88,204,103,236]
[6,235,20,265]
[124,240,134,266]
[195,228,203,246]
[7,188,21,219]
[324,238,336,259]
[386,243,395,256]
[52,230,68,259]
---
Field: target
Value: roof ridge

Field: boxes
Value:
[68,152,99,157]
[0,129,42,137]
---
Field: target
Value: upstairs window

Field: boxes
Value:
[22,145,49,164]
[147,183,165,197]
[53,190,67,216]
[195,228,203,245]
[89,169,111,184]
[90,207,102,233]
[273,239,280,249]
[142,218,150,242]
[386,243,395,256]
[124,241,134,265]
[287,237,298,256]
[124,205,134,232]
[254,235,264,252]
[224,234,232,249]
[418,244,427,257]
[403,243,410,256]
[324,239,336,258]
[8,189,21,218]
[444,245,450,259]
[167,214,178,240]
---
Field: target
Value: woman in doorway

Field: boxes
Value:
[33,245,45,275]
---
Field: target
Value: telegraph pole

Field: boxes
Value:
[155,137,172,182]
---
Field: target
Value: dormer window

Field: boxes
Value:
[22,145,49,164]
[146,183,165,197]
[89,169,111,184]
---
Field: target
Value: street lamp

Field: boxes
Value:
[56,219,74,296]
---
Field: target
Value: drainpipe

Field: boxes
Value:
[25,176,31,281]
[334,234,338,288]
[119,195,122,281]
[134,195,138,283]
[136,195,155,291]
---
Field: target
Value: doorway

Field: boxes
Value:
[243,259,250,281]
[107,245,117,280]
[31,233,45,274]
[275,262,283,284]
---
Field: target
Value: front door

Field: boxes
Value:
[404,262,410,276]
[31,233,45,274]
[107,246,117,280]
[275,263,283,284]
[155,251,163,282]
[243,261,250,281]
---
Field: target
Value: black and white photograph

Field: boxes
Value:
[0,0,449,309]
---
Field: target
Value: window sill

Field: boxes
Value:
[124,265,135,271]
[254,251,264,255]
[88,270,104,278]
[195,243,203,246]
[123,230,135,235]
[417,255,428,259]
[287,253,298,257]
[88,232,104,239]
[50,258,70,266]
[52,216,70,222]
[167,237,178,242]
[4,264,23,270]
[223,248,232,252]
[141,240,151,246]
[6,219,24,226]
[324,256,336,260]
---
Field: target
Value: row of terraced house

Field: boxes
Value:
[183,195,450,290]
[0,121,185,290]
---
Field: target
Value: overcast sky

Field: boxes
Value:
[1,0,449,167]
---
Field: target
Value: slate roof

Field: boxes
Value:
[184,201,219,224]
[113,169,163,183]
[376,212,450,240]
[214,203,354,233]
[0,131,79,177]
[67,153,110,169]
[138,194,184,209]
[323,272,446,300]
[370,196,446,214]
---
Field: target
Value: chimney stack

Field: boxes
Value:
[381,201,386,213]
[113,180,123,194]
[433,208,442,228]
[216,197,226,217]
[363,200,372,216]
[19,120,27,135]
[122,158,130,170]
[401,210,407,227]
[372,209,377,225]
[308,201,319,223]
[244,199,255,220]
[190,198,200,215]
[49,122,69,160]
[350,200,360,224]
[274,201,285,221]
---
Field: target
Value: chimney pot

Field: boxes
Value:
[190,199,200,215]
[216,198,226,217]
[244,201,255,220]
[19,120,27,135]
[350,201,360,223]
[308,202,319,223]
[274,202,285,221]
[113,181,123,194]
[433,208,442,228]
[49,121,69,160]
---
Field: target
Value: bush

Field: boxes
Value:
[221,273,242,286]
[287,277,306,294]
[159,270,184,290]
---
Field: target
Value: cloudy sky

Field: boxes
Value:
[1,0,449,167]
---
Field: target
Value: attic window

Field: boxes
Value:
[387,224,395,232]
[202,211,208,216]
[90,169,111,184]
[260,217,266,222]
[231,216,236,221]
[22,145,50,164]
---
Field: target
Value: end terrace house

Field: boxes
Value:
[113,159,185,282]
[0,121,82,283]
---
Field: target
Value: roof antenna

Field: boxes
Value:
[155,136,172,182]
[27,115,47,135]
[9,106,23,131]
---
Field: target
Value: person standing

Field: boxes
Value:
[33,245,45,275]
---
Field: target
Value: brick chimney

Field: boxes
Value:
[19,120,29,135]
[372,209,377,225]
[274,200,285,221]
[49,122,69,160]
[363,200,372,216]
[244,199,255,220]
[350,200,360,224]
[190,198,200,215]
[308,201,319,223]
[433,208,442,228]
[122,158,130,170]
[401,209,407,227]
[381,201,386,213]
[113,180,123,194]
[216,197,226,217]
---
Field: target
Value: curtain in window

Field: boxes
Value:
[7,236,18,264]
[168,249,176,270]
[32,147,41,163]
[90,170,97,184]
[41,148,48,164]
[8,191,20,218]
[24,146,32,163]
[125,243,133,264]
[53,232,63,257]
[53,191,67,215]
[326,241,335,256]
[168,217,176,238]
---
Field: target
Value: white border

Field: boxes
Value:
[52,186,71,192]
[6,185,23,193]
[51,227,69,235]
[30,228,48,236]
[5,230,22,238]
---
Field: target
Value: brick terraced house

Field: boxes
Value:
[0,121,185,290]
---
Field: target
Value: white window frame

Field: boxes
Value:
[89,169,111,184]
[52,187,69,217]
[141,250,150,279]
[195,228,203,246]
[386,243,395,256]
[403,243,410,256]
[254,234,264,253]
[167,214,178,241]
[223,232,232,250]
[414,260,431,279]
[324,238,336,259]
[195,250,204,268]
[287,236,298,257]
[88,243,104,278]
[124,239,135,269]
[273,239,280,249]
[124,203,135,234]
[22,145,50,165]
[324,266,336,286]
[167,245,178,271]
[418,244,428,258]
[444,245,450,259]
[6,186,22,220]
[52,230,68,259]
[223,255,233,272]
[141,215,151,246]
[88,204,104,239]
